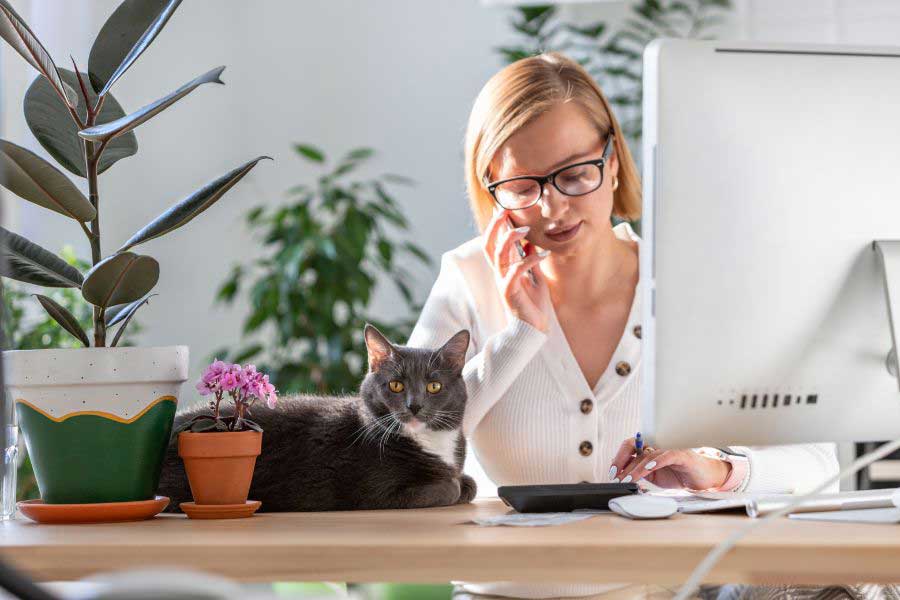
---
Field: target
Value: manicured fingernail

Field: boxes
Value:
[608,466,617,480]
[612,478,620,483]
[514,226,530,234]
[622,475,633,483]
[537,249,551,258]
[645,461,657,470]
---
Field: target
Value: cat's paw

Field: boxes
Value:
[457,473,477,504]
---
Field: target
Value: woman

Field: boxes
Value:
[407,52,838,600]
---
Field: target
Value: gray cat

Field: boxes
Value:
[157,325,476,511]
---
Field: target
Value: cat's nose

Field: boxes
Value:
[408,403,422,415]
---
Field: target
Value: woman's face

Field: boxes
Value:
[489,102,618,255]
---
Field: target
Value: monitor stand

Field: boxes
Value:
[873,240,900,386]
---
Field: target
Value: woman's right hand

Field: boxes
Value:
[482,208,552,333]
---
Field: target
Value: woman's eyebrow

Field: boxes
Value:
[546,147,599,171]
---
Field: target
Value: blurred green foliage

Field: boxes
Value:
[212,145,430,395]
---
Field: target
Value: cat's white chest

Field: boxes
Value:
[405,427,459,468]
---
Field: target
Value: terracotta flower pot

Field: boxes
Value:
[177,430,262,505]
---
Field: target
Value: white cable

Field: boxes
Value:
[673,437,900,600]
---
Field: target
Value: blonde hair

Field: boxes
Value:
[464,51,641,231]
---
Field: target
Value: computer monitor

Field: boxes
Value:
[640,39,900,449]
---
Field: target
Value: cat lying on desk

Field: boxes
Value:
[157,325,476,511]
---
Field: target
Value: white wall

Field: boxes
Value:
[4,1,899,496]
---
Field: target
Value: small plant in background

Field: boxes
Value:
[214,144,430,395]
[174,360,278,434]
[498,0,732,145]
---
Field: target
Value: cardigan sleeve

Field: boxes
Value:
[407,252,548,438]
[727,443,840,494]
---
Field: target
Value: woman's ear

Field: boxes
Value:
[364,324,395,371]
[437,329,471,373]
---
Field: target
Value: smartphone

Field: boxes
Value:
[509,217,538,286]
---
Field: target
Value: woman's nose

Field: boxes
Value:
[538,182,570,220]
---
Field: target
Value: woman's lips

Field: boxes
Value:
[544,221,582,243]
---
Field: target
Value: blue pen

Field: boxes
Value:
[634,432,644,458]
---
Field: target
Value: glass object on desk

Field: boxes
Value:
[1,424,16,520]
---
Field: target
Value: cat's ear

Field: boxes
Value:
[436,329,470,373]
[364,324,395,371]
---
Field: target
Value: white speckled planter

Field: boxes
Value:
[3,346,189,504]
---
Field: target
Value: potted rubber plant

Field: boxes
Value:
[173,360,277,517]
[0,0,269,508]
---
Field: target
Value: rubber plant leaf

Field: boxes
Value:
[105,293,157,327]
[24,69,137,178]
[79,67,225,143]
[0,226,83,288]
[81,252,159,309]
[33,293,90,347]
[89,0,182,96]
[110,293,155,347]
[0,139,95,221]
[0,0,78,109]
[117,156,272,252]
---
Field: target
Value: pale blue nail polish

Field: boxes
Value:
[608,466,617,480]
[612,478,620,483]
[622,475,633,483]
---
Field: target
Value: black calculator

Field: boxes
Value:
[497,482,639,513]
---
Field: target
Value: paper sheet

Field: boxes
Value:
[470,509,608,527]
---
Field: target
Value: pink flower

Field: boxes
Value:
[220,371,239,391]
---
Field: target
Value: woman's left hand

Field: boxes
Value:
[609,437,732,491]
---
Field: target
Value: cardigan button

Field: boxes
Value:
[579,441,593,456]
[615,361,632,376]
[580,399,593,414]
[633,324,642,339]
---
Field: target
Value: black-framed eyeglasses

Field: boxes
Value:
[483,133,615,210]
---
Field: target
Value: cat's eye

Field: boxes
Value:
[426,381,442,394]
[388,380,405,393]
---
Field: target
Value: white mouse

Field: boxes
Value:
[608,494,679,520]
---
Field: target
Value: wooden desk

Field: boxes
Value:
[2,498,898,585]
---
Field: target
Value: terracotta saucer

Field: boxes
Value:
[180,500,261,519]
[17,496,170,524]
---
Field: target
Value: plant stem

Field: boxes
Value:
[83,96,104,346]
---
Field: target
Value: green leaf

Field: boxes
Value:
[243,419,263,433]
[0,226,83,288]
[381,173,414,186]
[105,292,156,327]
[566,23,606,38]
[232,343,263,364]
[403,242,431,265]
[0,0,78,109]
[0,139,95,221]
[33,293,90,347]
[294,144,325,163]
[24,69,137,178]
[117,156,271,252]
[79,67,224,143]
[32,294,91,347]
[81,252,159,308]
[89,0,182,96]
[110,293,154,347]
[190,419,217,433]
[246,205,265,224]
[342,147,374,162]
